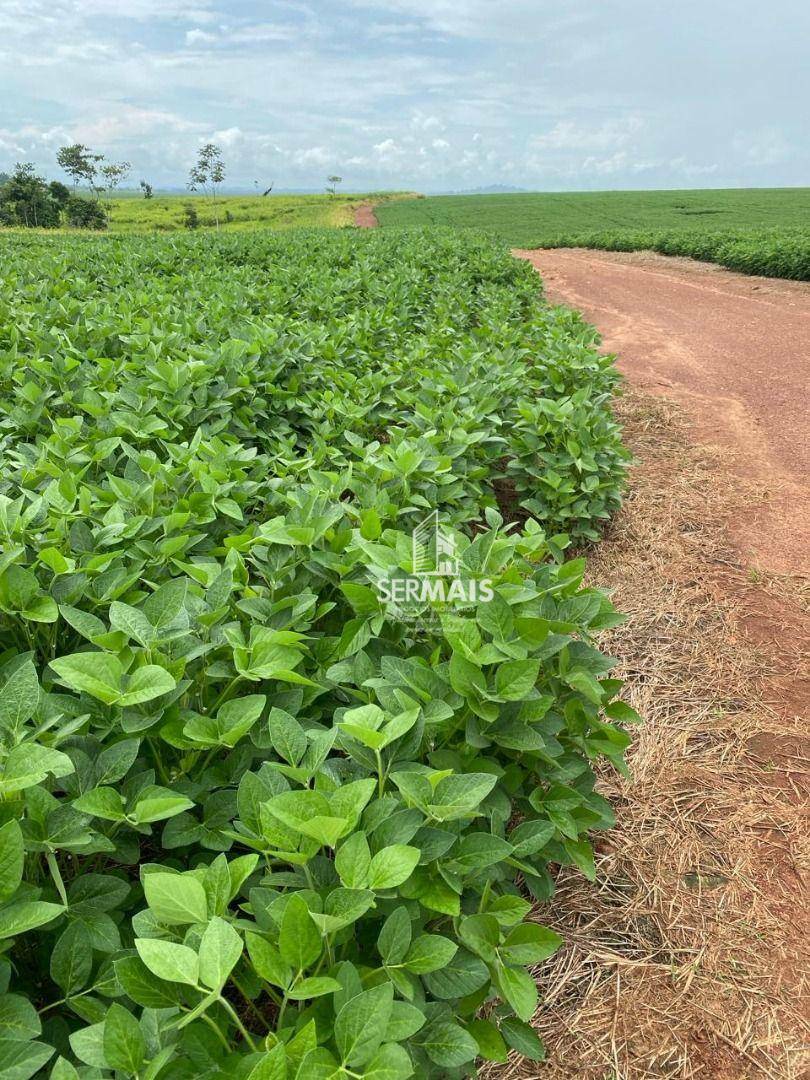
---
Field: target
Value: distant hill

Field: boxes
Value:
[443,185,531,196]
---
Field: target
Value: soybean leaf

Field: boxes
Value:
[334,983,393,1068]
[103,1004,146,1075]
[134,939,199,986]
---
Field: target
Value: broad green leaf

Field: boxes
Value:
[423,949,489,999]
[68,1022,107,1068]
[295,1047,339,1080]
[387,1001,425,1041]
[421,1020,478,1068]
[367,845,420,890]
[334,983,393,1068]
[377,906,412,966]
[198,916,243,990]
[103,1004,145,1075]
[0,902,64,941]
[0,821,24,904]
[129,789,194,825]
[143,872,208,925]
[334,833,370,889]
[562,837,597,881]
[0,661,39,736]
[72,787,125,821]
[0,1039,55,1079]
[278,895,321,971]
[467,1019,508,1063]
[500,923,562,965]
[500,1016,546,1061]
[267,707,306,765]
[245,933,291,989]
[565,668,604,705]
[0,994,40,1041]
[50,922,92,994]
[494,659,540,700]
[135,939,199,986]
[458,914,500,961]
[49,653,122,705]
[117,664,176,707]
[114,956,181,1008]
[1,745,74,794]
[247,1043,287,1080]
[363,1043,414,1080]
[426,773,497,820]
[452,832,513,870]
[108,603,153,647]
[496,964,538,1021]
[404,934,457,974]
[143,579,187,629]
[49,1057,80,1080]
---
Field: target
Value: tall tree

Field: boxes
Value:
[56,144,103,196]
[187,143,226,227]
[326,175,343,197]
[56,144,130,224]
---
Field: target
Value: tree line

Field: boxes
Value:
[0,141,345,230]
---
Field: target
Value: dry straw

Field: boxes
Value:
[488,390,809,1079]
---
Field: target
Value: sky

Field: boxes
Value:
[1,0,808,193]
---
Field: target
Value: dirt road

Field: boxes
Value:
[515,248,810,576]
[511,249,809,1078]
[353,203,378,228]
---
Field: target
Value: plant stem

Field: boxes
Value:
[218,994,258,1051]
[200,1011,231,1051]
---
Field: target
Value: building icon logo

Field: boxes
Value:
[412,510,459,577]
[373,510,493,625]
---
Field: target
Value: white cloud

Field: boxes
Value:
[211,126,244,148]
[373,138,400,161]
[531,117,645,151]
[0,0,806,191]
[410,112,443,132]
[292,146,332,167]
[732,128,791,166]
[185,28,216,44]
[186,22,298,46]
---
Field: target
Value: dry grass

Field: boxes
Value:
[489,391,809,1079]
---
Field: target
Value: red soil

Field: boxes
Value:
[515,247,810,577]
[354,203,378,228]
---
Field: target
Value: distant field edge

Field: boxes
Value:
[376,189,810,281]
[103,190,418,233]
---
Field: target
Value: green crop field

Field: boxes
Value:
[107,192,412,233]
[377,188,810,279]
[0,225,634,1078]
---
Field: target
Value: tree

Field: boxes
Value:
[140,180,154,199]
[56,143,129,197]
[182,203,199,229]
[65,196,107,229]
[100,160,131,196]
[326,175,342,197]
[48,180,71,207]
[56,144,102,195]
[0,163,62,228]
[187,143,225,227]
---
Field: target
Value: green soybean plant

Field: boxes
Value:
[0,225,636,1079]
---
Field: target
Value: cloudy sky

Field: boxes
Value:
[1,0,807,192]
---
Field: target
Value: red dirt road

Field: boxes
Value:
[353,203,378,228]
[515,248,810,576]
